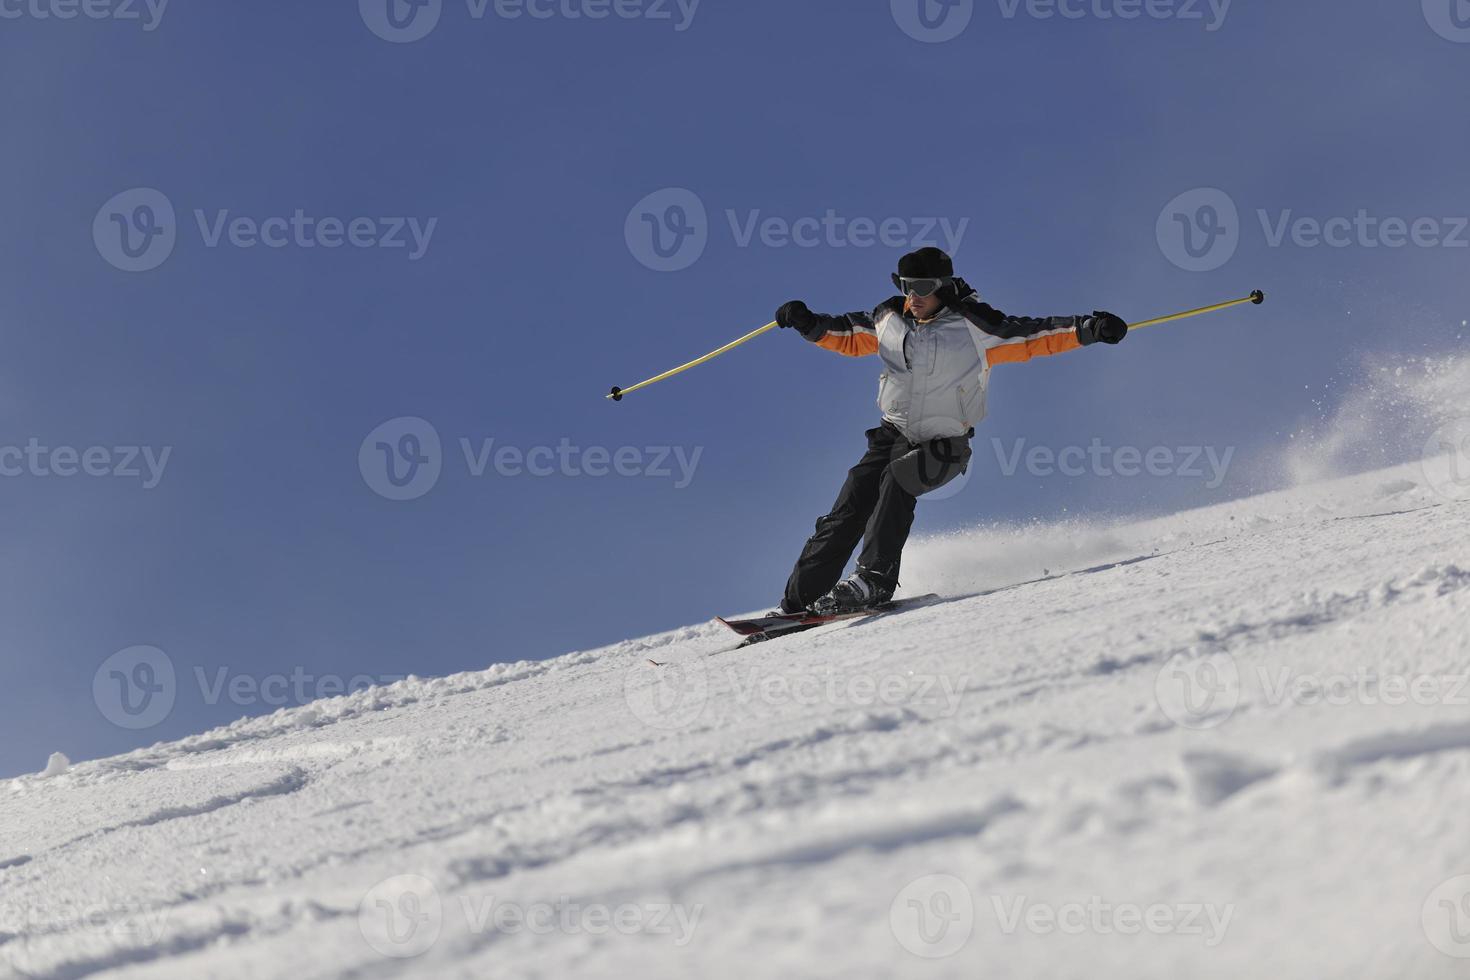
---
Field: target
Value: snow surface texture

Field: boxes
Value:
[4,457,1470,979]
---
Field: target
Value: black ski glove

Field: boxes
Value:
[1077,311,1128,346]
[776,300,820,334]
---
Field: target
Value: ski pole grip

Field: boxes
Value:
[1251,290,1266,304]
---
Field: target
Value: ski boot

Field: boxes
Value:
[809,570,898,617]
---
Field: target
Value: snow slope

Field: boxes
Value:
[4,459,1470,979]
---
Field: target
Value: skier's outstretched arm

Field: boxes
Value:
[944,278,1128,366]
[774,301,879,357]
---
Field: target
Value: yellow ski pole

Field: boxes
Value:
[608,320,779,401]
[606,291,1263,401]
[1129,290,1265,332]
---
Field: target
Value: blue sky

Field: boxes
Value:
[1,0,1466,777]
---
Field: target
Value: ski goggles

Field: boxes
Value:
[891,274,953,298]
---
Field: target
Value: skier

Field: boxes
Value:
[774,246,1128,616]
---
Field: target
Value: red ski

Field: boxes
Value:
[716,594,941,647]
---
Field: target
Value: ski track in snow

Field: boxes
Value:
[3,461,1470,979]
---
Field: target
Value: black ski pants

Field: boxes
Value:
[782,422,970,613]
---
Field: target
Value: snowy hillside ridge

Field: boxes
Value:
[5,456,1470,979]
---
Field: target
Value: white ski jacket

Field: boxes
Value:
[799,286,1091,443]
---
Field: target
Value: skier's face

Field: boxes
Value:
[907,291,944,320]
